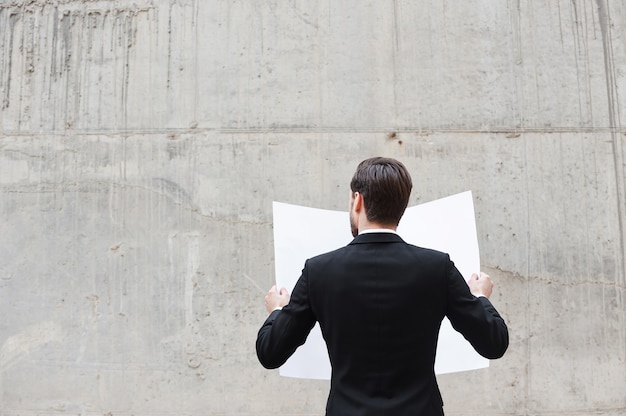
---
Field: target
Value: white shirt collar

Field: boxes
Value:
[358,228,398,235]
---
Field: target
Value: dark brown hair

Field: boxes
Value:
[350,157,412,225]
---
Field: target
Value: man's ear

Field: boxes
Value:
[353,192,363,212]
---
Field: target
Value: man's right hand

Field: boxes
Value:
[468,272,494,298]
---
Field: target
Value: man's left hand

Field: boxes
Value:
[264,285,290,313]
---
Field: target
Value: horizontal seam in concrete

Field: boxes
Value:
[487,264,626,290]
[1,126,626,136]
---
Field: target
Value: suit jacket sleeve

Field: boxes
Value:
[444,257,509,359]
[256,262,317,369]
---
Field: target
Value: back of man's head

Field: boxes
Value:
[350,157,413,226]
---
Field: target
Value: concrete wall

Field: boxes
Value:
[1,1,624,415]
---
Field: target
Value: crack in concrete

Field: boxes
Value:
[595,0,626,288]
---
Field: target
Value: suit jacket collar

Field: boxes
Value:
[349,232,405,245]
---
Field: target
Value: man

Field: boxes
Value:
[256,157,509,416]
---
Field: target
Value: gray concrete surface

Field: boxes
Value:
[1,1,625,415]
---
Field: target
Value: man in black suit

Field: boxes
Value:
[256,157,509,415]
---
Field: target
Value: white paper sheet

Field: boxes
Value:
[272,191,488,379]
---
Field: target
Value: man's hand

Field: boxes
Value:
[264,285,290,313]
[468,272,494,299]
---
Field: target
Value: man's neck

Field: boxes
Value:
[358,222,398,234]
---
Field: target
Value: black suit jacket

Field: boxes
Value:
[257,232,508,416]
